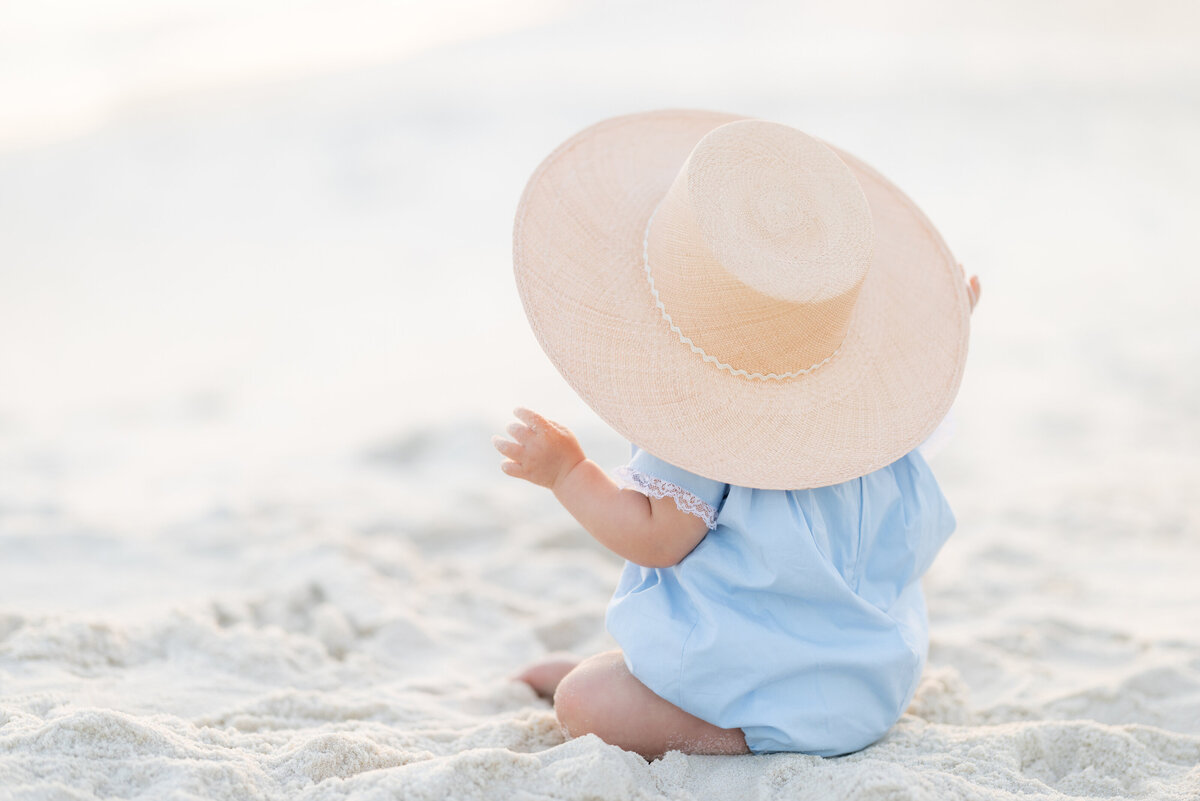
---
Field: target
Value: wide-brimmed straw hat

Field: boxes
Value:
[512,109,970,490]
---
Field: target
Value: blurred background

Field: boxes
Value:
[1,0,1198,619]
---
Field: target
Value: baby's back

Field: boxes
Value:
[606,447,958,756]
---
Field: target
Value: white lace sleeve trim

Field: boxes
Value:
[613,466,719,530]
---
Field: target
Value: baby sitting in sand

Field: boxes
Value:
[497,110,980,759]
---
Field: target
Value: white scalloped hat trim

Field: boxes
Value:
[512,109,970,489]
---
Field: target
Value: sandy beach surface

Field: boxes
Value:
[2,1,1199,798]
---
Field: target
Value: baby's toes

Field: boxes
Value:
[513,657,582,700]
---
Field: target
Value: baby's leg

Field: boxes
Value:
[553,649,750,760]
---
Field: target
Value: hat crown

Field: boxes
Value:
[645,119,875,378]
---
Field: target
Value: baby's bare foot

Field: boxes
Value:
[514,657,581,699]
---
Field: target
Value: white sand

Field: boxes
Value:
[2,423,1198,800]
[2,1,1200,798]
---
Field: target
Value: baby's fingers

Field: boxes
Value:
[500,460,527,479]
[967,275,981,311]
[513,406,551,433]
[492,435,522,459]
[506,421,533,443]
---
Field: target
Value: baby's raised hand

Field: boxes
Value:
[492,407,586,490]
[959,262,981,312]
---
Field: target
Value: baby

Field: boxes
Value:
[503,110,979,760]
[493,275,978,760]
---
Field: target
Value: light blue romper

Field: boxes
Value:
[605,443,956,757]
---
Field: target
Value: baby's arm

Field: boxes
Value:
[492,407,709,568]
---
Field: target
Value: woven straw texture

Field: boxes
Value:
[512,109,970,489]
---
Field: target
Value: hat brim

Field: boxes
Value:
[513,109,970,489]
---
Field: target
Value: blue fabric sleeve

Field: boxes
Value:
[622,443,729,512]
